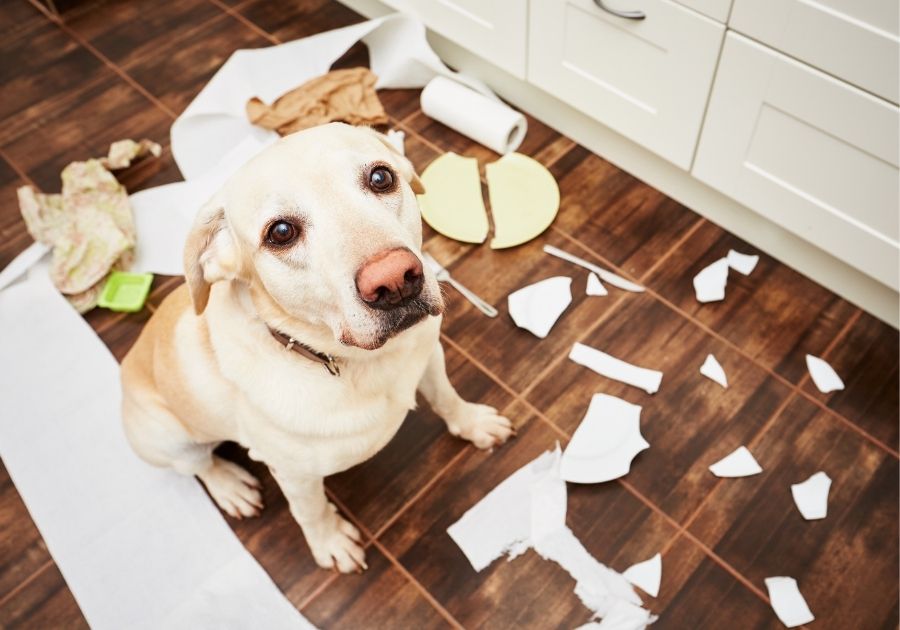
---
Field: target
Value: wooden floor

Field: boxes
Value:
[1,1,898,628]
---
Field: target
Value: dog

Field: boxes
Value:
[121,123,513,573]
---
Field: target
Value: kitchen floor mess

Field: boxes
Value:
[0,1,897,629]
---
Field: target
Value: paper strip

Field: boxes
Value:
[693,258,728,303]
[791,471,831,520]
[727,249,759,275]
[0,272,314,630]
[709,446,763,478]
[569,342,663,394]
[805,354,844,393]
[587,273,608,296]
[0,241,50,292]
[764,577,815,628]
[622,553,662,598]
[699,354,728,388]
[507,276,572,339]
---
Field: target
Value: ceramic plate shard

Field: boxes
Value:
[569,342,663,395]
[507,276,573,338]
[573,599,656,630]
[560,394,650,483]
[699,354,728,388]
[693,258,729,303]
[791,471,831,520]
[586,273,608,296]
[805,354,844,393]
[487,153,560,249]
[727,249,759,275]
[764,577,814,628]
[543,244,644,293]
[418,152,488,244]
[709,446,762,477]
[622,553,662,598]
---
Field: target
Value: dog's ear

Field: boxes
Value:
[183,197,240,315]
[366,128,425,194]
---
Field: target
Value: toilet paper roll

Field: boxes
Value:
[421,76,527,154]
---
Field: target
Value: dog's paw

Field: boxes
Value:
[448,403,515,449]
[306,508,367,573]
[199,457,264,519]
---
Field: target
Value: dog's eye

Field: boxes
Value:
[266,220,299,246]
[368,166,394,192]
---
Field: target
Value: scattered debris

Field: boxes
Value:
[699,354,728,388]
[508,277,572,338]
[586,273,608,296]
[764,577,814,628]
[569,343,663,395]
[791,471,831,520]
[709,446,763,477]
[805,354,844,393]
[544,244,644,293]
[693,258,729,303]
[727,249,759,275]
[622,553,662,598]
[487,153,560,249]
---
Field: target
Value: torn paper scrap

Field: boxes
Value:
[709,446,762,477]
[805,354,844,393]
[385,129,405,155]
[487,153,560,249]
[587,273,608,296]
[727,249,759,275]
[622,553,661,598]
[693,258,729,303]
[699,354,728,388]
[544,244,644,293]
[764,577,814,628]
[791,471,831,520]
[573,600,656,630]
[560,394,649,484]
[569,342,663,395]
[508,276,572,338]
[418,152,488,244]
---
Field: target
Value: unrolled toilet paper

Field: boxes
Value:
[421,76,527,154]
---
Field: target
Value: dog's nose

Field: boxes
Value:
[356,247,424,310]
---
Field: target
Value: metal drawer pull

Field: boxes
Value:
[593,0,646,19]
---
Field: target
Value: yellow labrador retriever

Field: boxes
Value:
[121,123,513,573]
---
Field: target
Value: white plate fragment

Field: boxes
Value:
[791,471,831,520]
[574,600,656,630]
[561,394,649,484]
[709,446,762,477]
[699,354,728,388]
[622,553,661,598]
[508,276,573,338]
[693,258,729,303]
[587,273,608,297]
[764,577,814,628]
[727,249,759,275]
[805,354,844,393]
[569,342,663,395]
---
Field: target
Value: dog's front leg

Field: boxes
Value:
[418,341,514,449]
[271,472,366,573]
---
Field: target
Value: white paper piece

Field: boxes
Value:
[727,249,759,275]
[0,271,314,630]
[622,553,661,598]
[699,354,728,388]
[543,244,644,293]
[0,241,50,291]
[385,129,405,155]
[589,599,656,629]
[791,471,831,520]
[587,273,608,296]
[805,354,844,393]
[764,577,815,628]
[560,394,649,484]
[569,342,663,395]
[507,276,573,339]
[709,446,763,478]
[693,258,729,303]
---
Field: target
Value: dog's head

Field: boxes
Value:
[183,123,443,351]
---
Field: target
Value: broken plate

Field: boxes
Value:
[587,273,608,297]
[487,153,560,249]
[693,258,728,303]
[560,394,650,484]
[699,354,728,388]
[791,471,831,520]
[727,249,759,275]
[764,577,814,628]
[508,276,572,338]
[417,153,488,244]
[569,343,663,395]
[709,446,762,477]
[805,354,844,393]
[622,553,661,598]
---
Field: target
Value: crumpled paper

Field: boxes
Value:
[17,139,160,311]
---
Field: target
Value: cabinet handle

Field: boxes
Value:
[593,0,646,19]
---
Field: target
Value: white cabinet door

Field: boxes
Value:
[674,0,732,23]
[380,0,528,79]
[730,0,899,104]
[528,0,724,169]
[693,33,899,290]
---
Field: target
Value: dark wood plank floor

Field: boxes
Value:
[1,1,897,628]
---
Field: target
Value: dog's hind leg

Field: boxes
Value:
[417,341,515,449]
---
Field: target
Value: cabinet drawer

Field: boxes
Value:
[528,0,724,169]
[730,0,899,104]
[380,0,528,79]
[693,33,899,290]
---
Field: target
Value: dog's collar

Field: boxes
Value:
[268,327,341,376]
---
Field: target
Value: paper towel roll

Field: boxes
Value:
[420,76,527,154]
